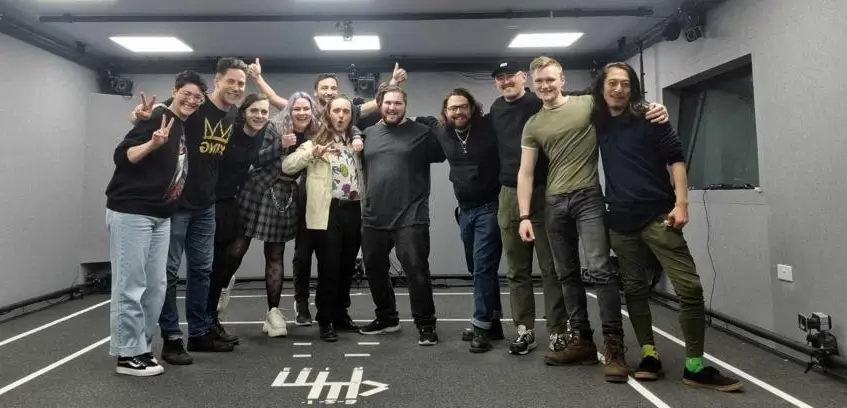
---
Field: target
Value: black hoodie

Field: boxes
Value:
[417,116,501,209]
[105,109,188,218]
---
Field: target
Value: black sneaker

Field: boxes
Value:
[469,327,492,353]
[683,366,744,392]
[139,352,159,366]
[418,326,438,346]
[116,355,164,377]
[187,330,235,352]
[320,324,338,342]
[211,315,239,345]
[508,327,537,355]
[633,356,663,381]
[334,315,360,332]
[294,300,313,326]
[161,339,193,365]
[358,319,401,335]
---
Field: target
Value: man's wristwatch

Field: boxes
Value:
[519,215,530,222]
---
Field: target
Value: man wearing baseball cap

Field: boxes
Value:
[486,59,579,356]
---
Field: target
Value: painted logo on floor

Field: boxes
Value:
[271,366,389,404]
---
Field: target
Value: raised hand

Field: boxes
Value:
[133,92,157,121]
[247,57,262,79]
[281,133,298,148]
[152,114,174,147]
[391,62,407,85]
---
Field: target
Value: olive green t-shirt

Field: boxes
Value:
[520,95,599,196]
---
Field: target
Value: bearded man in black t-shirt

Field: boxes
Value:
[129,58,248,365]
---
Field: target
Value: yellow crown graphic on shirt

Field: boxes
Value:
[200,118,232,155]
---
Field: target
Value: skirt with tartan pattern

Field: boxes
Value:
[237,177,299,243]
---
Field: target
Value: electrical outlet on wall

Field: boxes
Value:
[777,264,793,282]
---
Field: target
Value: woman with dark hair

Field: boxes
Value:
[104,70,207,376]
[203,93,271,347]
[282,94,363,341]
[237,91,321,337]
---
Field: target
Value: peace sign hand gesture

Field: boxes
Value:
[152,114,175,147]
[132,92,157,122]
[312,142,338,158]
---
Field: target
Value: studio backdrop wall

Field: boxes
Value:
[82,70,592,283]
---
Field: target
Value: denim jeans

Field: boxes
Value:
[457,201,503,330]
[158,205,216,339]
[545,186,623,336]
[106,209,170,357]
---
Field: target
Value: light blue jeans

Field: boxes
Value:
[106,209,170,357]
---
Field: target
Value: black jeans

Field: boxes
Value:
[361,225,436,327]
[313,199,361,325]
[545,186,623,336]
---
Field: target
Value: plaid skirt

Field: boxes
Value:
[237,177,300,243]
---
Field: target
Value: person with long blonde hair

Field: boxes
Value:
[282,94,363,341]
[237,91,321,337]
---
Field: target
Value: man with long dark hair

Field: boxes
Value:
[590,62,743,391]
[517,56,668,383]
[415,88,503,353]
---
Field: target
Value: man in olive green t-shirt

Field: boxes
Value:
[516,56,668,384]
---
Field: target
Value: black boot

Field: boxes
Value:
[469,326,492,353]
[187,330,235,352]
[161,339,193,365]
[320,323,338,342]
[211,313,239,345]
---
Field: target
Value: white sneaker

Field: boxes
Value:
[262,307,288,337]
[217,274,237,312]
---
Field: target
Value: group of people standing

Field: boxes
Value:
[103,53,743,393]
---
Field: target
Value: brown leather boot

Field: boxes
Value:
[544,331,599,365]
[603,334,629,383]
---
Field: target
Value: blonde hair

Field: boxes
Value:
[529,56,563,75]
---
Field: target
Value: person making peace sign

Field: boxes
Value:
[104,71,207,377]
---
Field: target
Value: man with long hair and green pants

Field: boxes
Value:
[590,61,743,392]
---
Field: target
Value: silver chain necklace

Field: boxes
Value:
[454,126,471,154]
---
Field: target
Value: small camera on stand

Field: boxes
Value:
[798,312,840,373]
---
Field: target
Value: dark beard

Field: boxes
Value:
[382,114,404,127]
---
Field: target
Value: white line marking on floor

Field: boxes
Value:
[586,292,813,408]
[0,300,111,348]
[293,342,312,346]
[596,352,671,408]
[209,292,544,299]
[344,353,370,358]
[216,319,546,325]
[357,342,380,346]
[292,354,311,358]
[0,336,110,396]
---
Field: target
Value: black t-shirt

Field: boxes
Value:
[216,122,265,200]
[106,109,188,218]
[360,120,446,229]
[157,98,238,211]
[488,89,549,188]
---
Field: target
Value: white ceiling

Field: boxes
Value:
[0,0,687,73]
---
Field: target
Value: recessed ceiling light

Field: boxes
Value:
[109,36,193,53]
[508,32,584,48]
[314,35,380,51]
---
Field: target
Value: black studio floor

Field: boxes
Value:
[1,283,845,408]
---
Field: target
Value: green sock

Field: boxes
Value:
[642,344,659,359]
[686,357,704,373]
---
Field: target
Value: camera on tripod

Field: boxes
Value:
[798,312,840,373]
[799,312,831,333]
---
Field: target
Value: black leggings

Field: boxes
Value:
[207,237,286,314]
